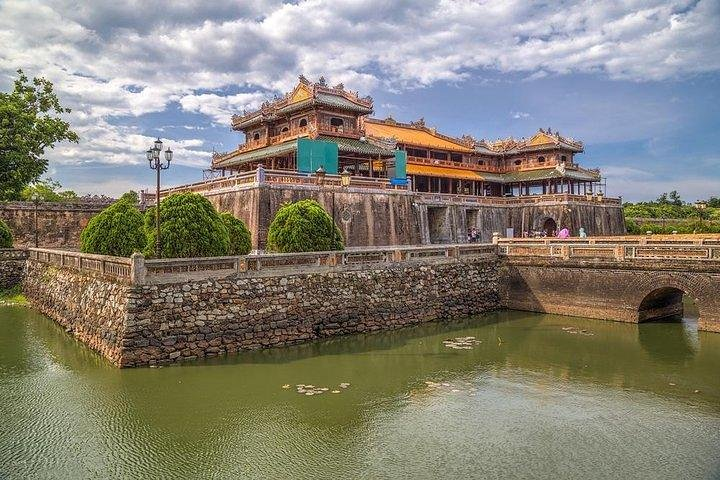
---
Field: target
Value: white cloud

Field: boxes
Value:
[511,111,530,119]
[600,165,720,202]
[0,0,718,173]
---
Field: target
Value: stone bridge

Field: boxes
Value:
[498,237,720,333]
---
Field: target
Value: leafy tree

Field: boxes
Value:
[0,219,12,248]
[144,193,229,258]
[0,70,78,200]
[79,196,145,257]
[266,199,343,253]
[20,177,77,202]
[668,190,683,206]
[219,212,252,255]
[706,197,720,208]
[119,190,139,204]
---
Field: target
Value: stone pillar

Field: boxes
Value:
[130,253,146,285]
[256,164,266,184]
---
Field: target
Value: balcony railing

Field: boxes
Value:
[157,169,407,200]
[316,123,362,137]
[407,155,504,173]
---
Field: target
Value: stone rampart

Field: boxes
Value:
[0,249,27,289]
[21,245,500,367]
[23,258,131,364]
[0,201,110,249]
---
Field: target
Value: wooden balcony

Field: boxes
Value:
[234,126,311,155]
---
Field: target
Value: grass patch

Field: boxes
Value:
[0,284,26,306]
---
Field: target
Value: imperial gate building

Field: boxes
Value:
[158,76,625,249]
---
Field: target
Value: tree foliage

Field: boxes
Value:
[0,219,12,248]
[20,177,77,202]
[219,212,252,255]
[144,193,229,258]
[266,199,343,253]
[79,196,145,257]
[0,70,78,200]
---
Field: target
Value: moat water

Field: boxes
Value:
[1,306,719,479]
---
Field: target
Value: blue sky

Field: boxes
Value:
[1,0,718,202]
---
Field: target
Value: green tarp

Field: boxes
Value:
[297,138,339,174]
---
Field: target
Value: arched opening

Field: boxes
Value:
[330,117,344,127]
[638,287,699,361]
[541,217,557,236]
[252,132,260,141]
[538,156,545,163]
[281,126,289,133]
[639,287,686,323]
[514,159,522,166]
[298,118,308,127]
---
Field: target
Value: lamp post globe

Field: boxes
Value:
[147,138,173,257]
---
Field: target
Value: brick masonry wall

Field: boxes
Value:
[23,260,130,365]
[22,255,501,367]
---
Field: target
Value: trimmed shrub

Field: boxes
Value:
[220,212,252,255]
[0,219,12,248]
[144,193,229,258]
[80,196,145,257]
[266,199,343,253]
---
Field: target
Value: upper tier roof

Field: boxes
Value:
[231,76,374,130]
[474,129,584,155]
[365,118,475,153]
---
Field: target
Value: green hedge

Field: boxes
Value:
[79,197,145,256]
[266,199,343,253]
[144,193,229,258]
[220,212,252,255]
[0,219,12,248]
[626,219,720,234]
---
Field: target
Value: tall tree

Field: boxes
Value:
[0,70,78,200]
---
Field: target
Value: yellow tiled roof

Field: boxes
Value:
[365,120,474,153]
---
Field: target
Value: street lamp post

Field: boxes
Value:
[31,192,40,247]
[146,138,173,257]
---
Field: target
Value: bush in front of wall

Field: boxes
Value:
[266,199,343,253]
[0,219,12,248]
[144,193,229,258]
[79,196,145,257]
[220,212,252,255]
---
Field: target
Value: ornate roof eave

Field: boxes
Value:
[365,117,475,153]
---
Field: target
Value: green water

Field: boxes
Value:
[1,306,719,479]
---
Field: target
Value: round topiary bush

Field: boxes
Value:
[80,196,145,257]
[219,212,252,255]
[144,193,229,258]
[266,199,343,253]
[0,219,13,248]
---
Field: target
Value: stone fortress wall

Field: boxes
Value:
[8,236,720,368]
[21,245,500,367]
[0,201,110,249]
[200,183,626,250]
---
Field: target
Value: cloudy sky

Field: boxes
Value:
[1,0,718,202]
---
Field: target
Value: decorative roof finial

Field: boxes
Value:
[298,74,310,85]
[318,75,327,86]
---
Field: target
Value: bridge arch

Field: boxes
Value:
[632,275,705,326]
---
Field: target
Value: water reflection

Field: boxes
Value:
[1,306,719,479]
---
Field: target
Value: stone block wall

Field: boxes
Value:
[22,254,500,367]
[23,260,130,365]
[0,259,25,290]
[0,201,109,249]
